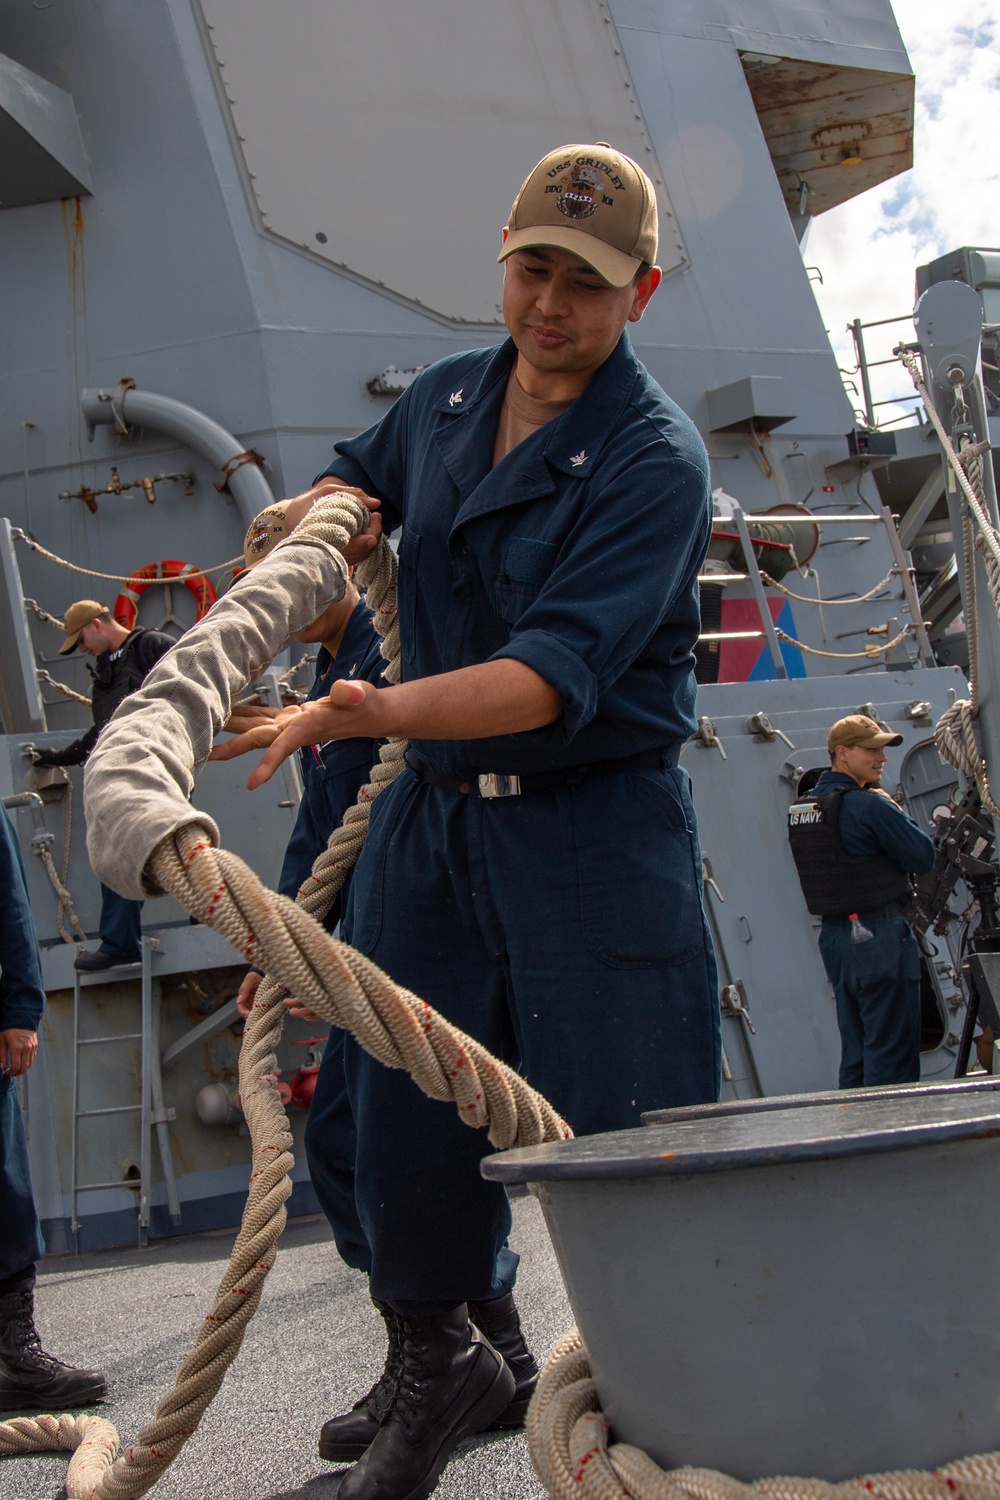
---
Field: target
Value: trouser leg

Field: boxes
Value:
[303,1027,370,1273]
[97,884,143,961]
[485,768,721,1131]
[855,913,922,1086]
[0,1077,46,1281]
[342,773,518,1311]
[820,921,866,1088]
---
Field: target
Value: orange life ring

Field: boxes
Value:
[113,559,217,630]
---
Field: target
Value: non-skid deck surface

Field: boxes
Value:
[1,1195,570,1500]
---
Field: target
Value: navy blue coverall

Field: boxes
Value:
[277,603,386,1273]
[813,770,935,1088]
[0,808,47,1289]
[321,332,721,1310]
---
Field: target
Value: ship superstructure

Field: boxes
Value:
[0,0,995,1254]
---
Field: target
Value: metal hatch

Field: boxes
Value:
[197,0,687,322]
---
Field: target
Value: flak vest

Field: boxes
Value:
[787,785,911,917]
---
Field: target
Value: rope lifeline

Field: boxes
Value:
[774,623,911,660]
[36,668,92,706]
[760,568,895,606]
[11,528,242,585]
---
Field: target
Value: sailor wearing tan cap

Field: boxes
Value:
[32,601,175,972]
[221,143,719,1500]
[788,715,935,1090]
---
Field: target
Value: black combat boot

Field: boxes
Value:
[319,1300,403,1462]
[337,1304,515,1500]
[0,1286,107,1411]
[468,1292,539,1428]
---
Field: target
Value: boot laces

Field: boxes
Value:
[391,1327,435,1432]
[353,1314,404,1419]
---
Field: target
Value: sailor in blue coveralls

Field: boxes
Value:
[213,507,385,1276]
[0,806,107,1409]
[789,714,935,1089]
[228,142,721,1500]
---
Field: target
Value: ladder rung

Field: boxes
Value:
[77,1105,141,1118]
[74,1179,142,1193]
[78,1033,142,1045]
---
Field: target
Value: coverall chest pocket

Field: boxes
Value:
[396,530,421,664]
[572,769,704,968]
[494,536,558,625]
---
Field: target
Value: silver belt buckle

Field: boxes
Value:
[477,772,521,799]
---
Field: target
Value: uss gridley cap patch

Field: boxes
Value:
[498,142,658,287]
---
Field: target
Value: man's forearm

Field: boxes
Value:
[246,658,561,788]
[372,659,561,741]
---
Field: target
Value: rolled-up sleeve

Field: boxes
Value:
[490,442,710,739]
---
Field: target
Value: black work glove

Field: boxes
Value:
[30,748,59,767]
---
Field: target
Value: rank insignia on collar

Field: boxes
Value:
[570,450,587,467]
[448,389,464,406]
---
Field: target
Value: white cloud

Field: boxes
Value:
[806,0,1000,428]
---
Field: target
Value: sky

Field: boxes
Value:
[807,0,1000,428]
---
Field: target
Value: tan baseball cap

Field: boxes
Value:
[828,714,903,753]
[59,599,107,655]
[498,143,658,288]
[242,501,296,569]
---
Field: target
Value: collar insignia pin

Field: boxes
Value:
[570,450,587,467]
[448,389,463,406]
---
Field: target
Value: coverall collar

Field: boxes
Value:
[435,333,640,529]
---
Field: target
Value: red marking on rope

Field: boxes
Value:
[204,879,227,918]
[574,1447,601,1483]
[185,841,211,863]
[448,1050,468,1076]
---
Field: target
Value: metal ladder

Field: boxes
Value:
[70,933,181,1251]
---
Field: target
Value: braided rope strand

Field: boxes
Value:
[528,1333,1000,1500]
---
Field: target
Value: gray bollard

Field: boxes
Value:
[484,1088,1000,1480]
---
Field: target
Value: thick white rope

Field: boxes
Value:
[1,492,566,1499]
[529,1332,1000,1500]
[5,484,995,1500]
[11,528,241,584]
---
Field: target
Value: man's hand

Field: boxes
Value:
[285,480,383,565]
[211,702,308,763]
[236,968,320,1022]
[0,1028,38,1077]
[283,996,322,1022]
[246,679,378,788]
[236,970,263,1019]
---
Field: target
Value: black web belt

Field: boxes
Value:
[403,744,680,799]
